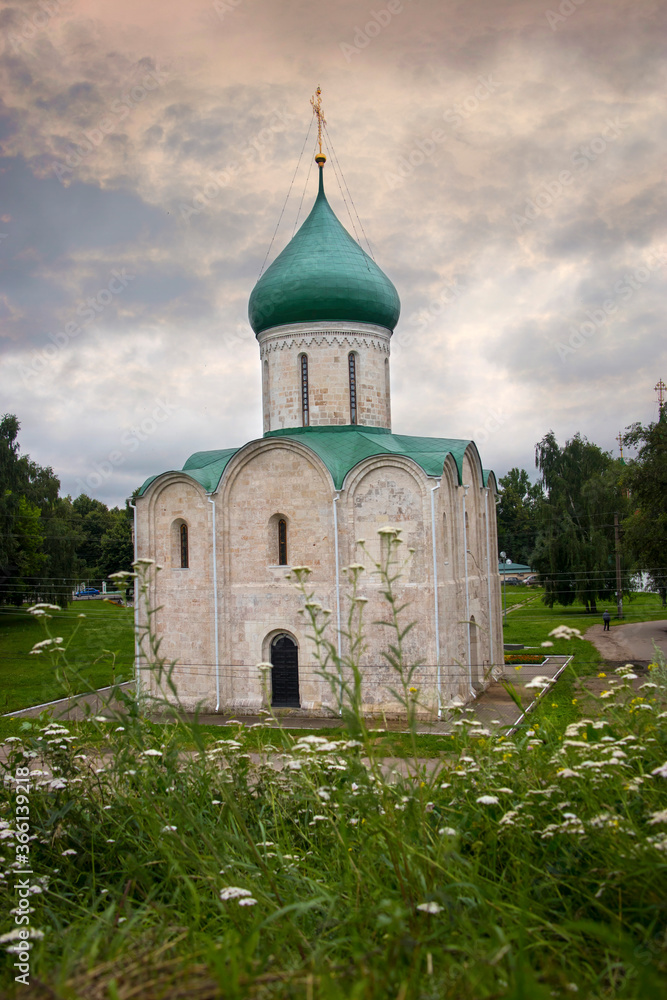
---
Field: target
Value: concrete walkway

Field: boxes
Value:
[586,619,667,663]
[3,661,570,735]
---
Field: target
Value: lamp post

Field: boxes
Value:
[500,551,509,619]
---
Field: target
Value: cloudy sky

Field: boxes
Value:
[1,0,665,507]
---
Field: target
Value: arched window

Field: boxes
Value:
[299,354,309,427]
[278,519,287,566]
[384,357,391,426]
[348,352,357,424]
[263,359,270,432]
[180,523,189,568]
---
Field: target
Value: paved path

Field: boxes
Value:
[586,619,667,663]
[185,657,571,735]
[3,661,570,735]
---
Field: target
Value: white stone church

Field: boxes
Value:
[135,148,503,719]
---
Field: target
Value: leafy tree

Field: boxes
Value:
[622,417,667,605]
[496,467,542,566]
[98,506,134,581]
[72,495,116,574]
[0,415,81,607]
[532,431,629,611]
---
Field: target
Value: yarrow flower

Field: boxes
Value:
[417,901,442,914]
[525,676,550,690]
[476,795,499,805]
[220,887,253,901]
[549,626,582,641]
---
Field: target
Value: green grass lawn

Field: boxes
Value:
[2,648,666,998]
[500,590,666,735]
[0,713,467,758]
[500,583,543,607]
[0,602,134,714]
[2,579,666,996]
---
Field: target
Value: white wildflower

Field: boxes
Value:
[220,887,252,901]
[525,676,550,690]
[476,795,499,805]
[417,901,442,914]
[499,810,519,826]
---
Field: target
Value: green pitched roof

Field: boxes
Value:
[248,166,400,335]
[263,426,475,488]
[137,426,485,496]
[137,447,239,496]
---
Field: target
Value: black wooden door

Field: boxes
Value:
[271,635,300,707]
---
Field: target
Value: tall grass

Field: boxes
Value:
[1,536,666,999]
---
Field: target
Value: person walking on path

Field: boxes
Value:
[603,610,611,631]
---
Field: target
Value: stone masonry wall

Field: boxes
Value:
[258,321,392,432]
[136,440,504,718]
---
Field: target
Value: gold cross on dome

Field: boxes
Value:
[310,86,326,156]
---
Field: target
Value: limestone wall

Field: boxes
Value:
[135,476,216,709]
[135,438,504,718]
[258,321,392,432]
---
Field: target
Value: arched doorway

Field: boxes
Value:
[270,634,300,707]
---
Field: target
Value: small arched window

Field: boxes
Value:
[348,352,357,424]
[300,354,309,427]
[384,357,391,426]
[278,519,287,566]
[263,359,270,432]
[180,523,189,568]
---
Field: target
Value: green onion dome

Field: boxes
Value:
[249,165,401,335]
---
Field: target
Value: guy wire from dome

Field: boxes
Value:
[291,142,317,237]
[323,120,376,262]
[248,87,400,336]
[256,114,315,282]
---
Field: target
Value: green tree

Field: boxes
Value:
[72,495,115,575]
[622,417,667,606]
[98,506,134,580]
[0,414,80,607]
[496,467,542,566]
[532,431,629,611]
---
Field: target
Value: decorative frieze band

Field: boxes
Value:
[259,330,391,358]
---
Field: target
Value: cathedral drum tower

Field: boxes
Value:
[134,90,503,719]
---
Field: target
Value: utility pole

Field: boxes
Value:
[614,512,623,619]
[500,551,508,619]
